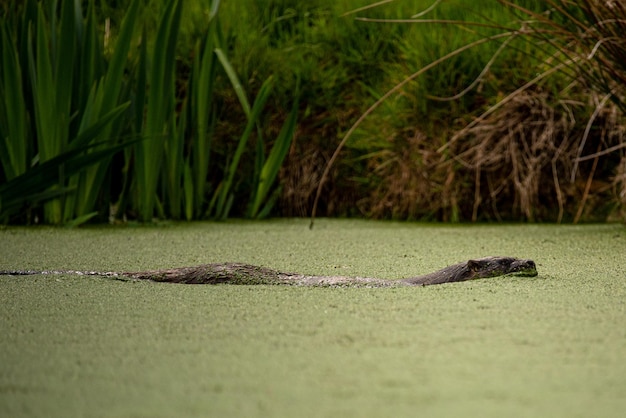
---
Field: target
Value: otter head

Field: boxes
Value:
[466,256,538,280]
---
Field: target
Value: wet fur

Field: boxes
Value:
[0,256,537,287]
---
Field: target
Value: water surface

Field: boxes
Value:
[1,220,625,417]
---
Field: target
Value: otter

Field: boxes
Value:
[0,256,537,287]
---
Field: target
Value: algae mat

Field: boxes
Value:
[1,220,625,417]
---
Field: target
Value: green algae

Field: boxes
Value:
[1,220,625,417]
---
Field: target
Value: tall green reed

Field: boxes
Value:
[134,0,182,222]
[129,0,299,221]
[0,21,28,182]
[0,0,138,224]
[203,62,299,219]
[27,0,75,223]
[247,79,299,219]
[209,74,274,220]
[1,0,300,224]
[186,3,220,220]
[66,0,141,224]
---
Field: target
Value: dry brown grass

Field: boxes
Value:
[304,0,626,223]
[456,89,625,222]
[357,130,448,221]
[345,87,626,222]
[279,142,323,217]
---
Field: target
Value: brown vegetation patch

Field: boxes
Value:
[344,89,626,222]
[454,90,578,222]
[355,129,456,221]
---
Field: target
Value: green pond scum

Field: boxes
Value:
[1,220,625,417]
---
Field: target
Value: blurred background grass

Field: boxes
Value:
[1,0,624,224]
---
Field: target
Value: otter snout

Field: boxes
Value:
[512,259,538,277]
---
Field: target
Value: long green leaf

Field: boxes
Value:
[249,81,300,218]
[69,0,139,219]
[56,0,79,223]
[213,76,274,219]
[64,211,99,228]
[208,0,221,21]
[183,160,194,221]
[55,0,75,125]
[72,102,131,151]
[136,0,182,221]
[101,0,139,112]
[0,22,28,180]
[0,138,138,221]
[190,22,219,218]
[28,5,64,223]
[215,48,251,117]
[75,1,101,113]
[163,103,186,220]
[28,6,56,161]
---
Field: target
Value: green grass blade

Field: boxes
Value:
[71,103,130,151]
[134,26,148,135]
[68,0,139,219]
[63,211,98,228]
[208,0,221,21]
[0,138,138,221]
[215,47,251,117]
[28,5,64,223]
[54,0,75,126]
[191,27,218,217]
[249,81,300,218]
[183,160,194,221]
[255,186,282,219]
[163,105,186,220]
[75,2,101,113]
[28,6,56,161]
[136,0,182,221]
[213,76,274,219]
[0,22,28,180]
[101,0,139,111]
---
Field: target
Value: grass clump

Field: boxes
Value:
[311,0,626,222]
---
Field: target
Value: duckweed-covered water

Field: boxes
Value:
[1,220,625,417]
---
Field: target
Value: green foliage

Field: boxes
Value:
[68,0,140,223]
[248,78,300,219]
[0,21,28,181]
[0,0,137,224]
[323,0,626,222]
[0,0,299,224]
[187,10,220,220]
[134,0,183,222]
[210,75,272,219]
[2,0,622,224]
[0,136,137,223]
